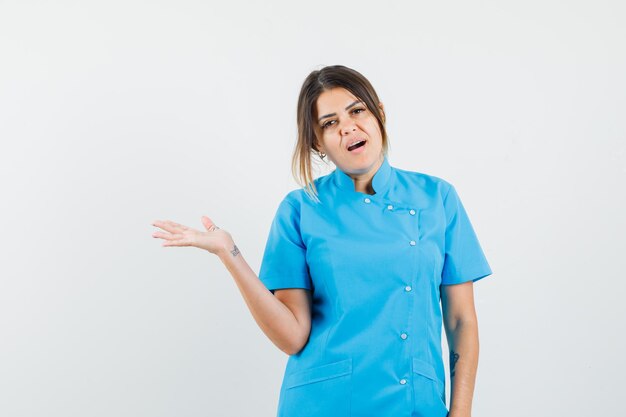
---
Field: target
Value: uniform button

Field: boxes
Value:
[400,333,408,340]
[405,285,412,292]
[387,204,393,210]
[409,209,416,215]
[364,198,371,204]
[409,240,416,246]
[400,379,407,385]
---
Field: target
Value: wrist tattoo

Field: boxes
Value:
[230,244,240,257]
[450,349,459,377]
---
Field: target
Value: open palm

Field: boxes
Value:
[151,216,234,256]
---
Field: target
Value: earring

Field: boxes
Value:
[318,151,326,159]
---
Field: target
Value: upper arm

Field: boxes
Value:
[258,197,313,292]
[440,183,493,285]
[441,281,477,332]
[274,288,313,347]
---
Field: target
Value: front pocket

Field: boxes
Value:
[279,358,352,417]
[412,357,448,417]
[284,358,352,389]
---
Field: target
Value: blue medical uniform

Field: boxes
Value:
[259,155,493,417]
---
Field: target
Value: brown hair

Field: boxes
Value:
[292,65,389,203]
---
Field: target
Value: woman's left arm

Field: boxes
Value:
[441,281,479,417]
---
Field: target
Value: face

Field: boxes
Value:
[315,87,385,182]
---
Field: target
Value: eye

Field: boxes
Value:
[320,108,366,130]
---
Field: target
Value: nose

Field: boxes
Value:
[341,120,357,135]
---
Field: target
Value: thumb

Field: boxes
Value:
[201,215,215,231]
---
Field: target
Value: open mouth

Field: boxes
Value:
[347,140,366,152]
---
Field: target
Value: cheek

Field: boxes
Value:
[323,129,342,142]
[365,120,382,138]
[319,136,340,152]
[361,115,379,130]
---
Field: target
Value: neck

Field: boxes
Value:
[350,154,384,194]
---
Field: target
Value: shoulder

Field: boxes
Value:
[281,172,334,208]
[392,165,454,200]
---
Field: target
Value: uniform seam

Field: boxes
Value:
[321,239,338,364]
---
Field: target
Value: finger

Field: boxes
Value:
[163,219,183,227]
[161,220,184,228]
[152,220,175,233]
[166,220,190,231]
[152,231,180,239]
[153,231,184,240]
[153,220,187,233]
[162,237,190,247]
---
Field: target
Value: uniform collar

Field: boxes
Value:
[332,154,393,195]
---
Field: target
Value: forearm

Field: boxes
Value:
[218,243,304,355]
[447,320,479,417]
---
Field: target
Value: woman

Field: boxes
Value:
[151,65,493,417]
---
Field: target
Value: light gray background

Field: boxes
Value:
[1,1,624,416]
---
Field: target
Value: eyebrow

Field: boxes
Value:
[318,100,362,122]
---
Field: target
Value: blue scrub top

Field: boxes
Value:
[259,155,493,417]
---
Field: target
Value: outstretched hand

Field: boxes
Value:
[151,216,235,256]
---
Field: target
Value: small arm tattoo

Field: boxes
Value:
[230,244,240,257]
[450,349,459,377]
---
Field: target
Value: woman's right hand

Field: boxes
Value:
[151,215,235,256]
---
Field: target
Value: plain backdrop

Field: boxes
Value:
[1,1,625,416]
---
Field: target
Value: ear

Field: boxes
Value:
[378,102,386,122]
[314,137,324,153]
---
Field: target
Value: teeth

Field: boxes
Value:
[348,140,365,149]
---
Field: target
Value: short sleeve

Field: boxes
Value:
[258,197,312,294]
[441,183,493,285]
